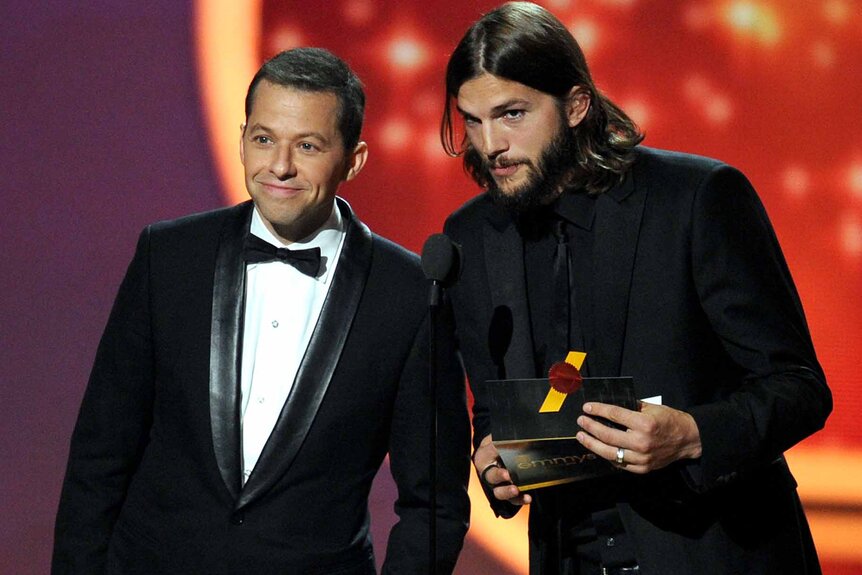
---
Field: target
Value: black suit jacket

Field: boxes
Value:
[444,148,831,574]
[53,198,470,574]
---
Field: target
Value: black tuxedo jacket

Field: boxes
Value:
[444,147,831,574]
[53,198,470,574]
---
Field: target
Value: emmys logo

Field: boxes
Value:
[516,452,598,470]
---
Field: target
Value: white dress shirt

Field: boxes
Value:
[240,204,345,484]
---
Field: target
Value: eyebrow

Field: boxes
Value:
[457,98,532,120]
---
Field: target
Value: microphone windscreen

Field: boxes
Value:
[421,233,461,287]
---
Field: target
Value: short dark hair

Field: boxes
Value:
[441,2,643,195]
[245,47,365,151]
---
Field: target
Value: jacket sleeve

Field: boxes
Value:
[52,227,156,574]
[381,300,471,575]
[684,164,831,490]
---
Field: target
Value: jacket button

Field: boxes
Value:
[230,511,244,525]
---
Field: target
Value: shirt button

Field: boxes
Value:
[230,511,244,525]
[606,537,616,547]
[257,397,265,404]
[271,320,279,328]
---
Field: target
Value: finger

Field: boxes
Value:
[493,483,531,505]
[510,492,532,506]
[577,413,629,447]
[575,429,633,464]
[576,430,651,475]
[482,464,511,487]
[477,435,502,467]
[473,436,501,471]
[583,402,641,429]
[575,429,610,460]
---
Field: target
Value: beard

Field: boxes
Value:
[465,118,578,216]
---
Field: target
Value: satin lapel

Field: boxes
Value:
[209,201,253,500]
[483,218,535,380]
[236,198,371,510]
[590,171,645,377]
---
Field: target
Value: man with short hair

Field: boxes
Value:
[441,3,830,574]
[53,47,470,574]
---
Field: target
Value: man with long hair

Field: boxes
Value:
[441,3,830,573]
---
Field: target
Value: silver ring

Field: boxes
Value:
[480,461,501,487]
[615,447,625,465]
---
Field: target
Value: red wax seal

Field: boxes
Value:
[548,361,583,394]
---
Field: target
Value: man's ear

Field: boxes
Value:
[239,123,247,164]
[344,141,368,182]
[565,86,591,128]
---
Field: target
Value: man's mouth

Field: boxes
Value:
[260,182,305,198]
[490,161,524,179]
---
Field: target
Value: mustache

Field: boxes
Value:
[484,157,533,171]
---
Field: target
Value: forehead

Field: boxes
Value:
[456,73,553,116]
[247,81,340,136]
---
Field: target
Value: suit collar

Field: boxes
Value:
[555,189,596,231]
[589,166,644,376]
[235,197,372,510]
[209,201,253,500]
[482,218,535,380]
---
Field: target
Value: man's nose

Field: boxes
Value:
[481,123,507,159]
[270,146,296,179]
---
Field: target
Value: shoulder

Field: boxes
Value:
[444,193,500,241]
[147,201,250,238]
[368,232,423,281]
[371,232,420,265]
[632,146,744,184]
[133,202,251,262]
[632,146,732,184]
[631,146,755,203]
[447,193,491,224]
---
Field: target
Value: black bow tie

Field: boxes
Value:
[242,234,322,277]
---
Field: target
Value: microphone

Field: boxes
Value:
[421,234,462,306]
[419,233,461,573]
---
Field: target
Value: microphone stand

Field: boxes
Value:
[428,279,442,575]
[421,233,459,574]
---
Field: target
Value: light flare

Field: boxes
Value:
[343,0,375,26]
[568,19,600,57]
[621,98,651,131]
[379,118,412,152]
[387,35,429,71]
[782,166,811,198]
[823,0,851,25]
[841,214,862,256]
[722,1,782,46]
[849,162,862,199]
[268,26,305,54]
[812,41,837,68]
[682,75,734,126]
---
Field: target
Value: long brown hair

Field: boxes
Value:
[441,2,643,195]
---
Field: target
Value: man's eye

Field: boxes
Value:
[503,110,524,120]
[254,135,272,144]
[299,142,318,152]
